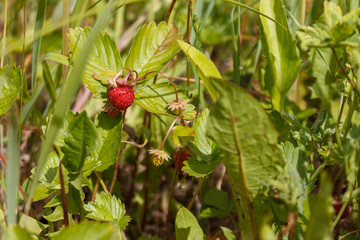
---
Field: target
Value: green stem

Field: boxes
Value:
[187,177,204,210]
[162,168,179,240]
[94,171,108,194]
[331,47,360,98]
[335,93,346,151]
[59,161,69,227]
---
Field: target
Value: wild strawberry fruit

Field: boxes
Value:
[108,84,135,111]
[174,148,191,170]
[104,102,121,118]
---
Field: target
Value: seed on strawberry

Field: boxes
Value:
[104,102,121,118]
[108,85,135,111]
[174,148,191,170]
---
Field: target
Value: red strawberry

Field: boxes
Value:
[108,84,135,111]
[174,148,191,171]
[104,102,121,118]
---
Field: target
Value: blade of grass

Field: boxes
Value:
[42,61,56,102]
[6,111,20,225]
[231,7,240,85]
[21,82,45,125]
[25,0,117,214]
[223,0,287,30]
[1,0,143,58]
[31,0,48,90]
[62,0,70,83]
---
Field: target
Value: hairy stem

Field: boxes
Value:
[165,0,177,23]
[146,71,179,102]
[59,161,69,227]
[160,116,182,150]
[331,47,360,98]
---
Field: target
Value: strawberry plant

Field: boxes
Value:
[1,0,360,239]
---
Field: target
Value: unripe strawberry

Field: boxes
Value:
[108,84,135,111]
[332,201,350,219]
[174,148,191,170]
[104,102,121,118]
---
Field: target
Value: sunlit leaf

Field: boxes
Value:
[259,0,300,111]
[134,82,196,120]
[69,27,122,98]
[207,80,285,238]
[0,66,21,116]
[84,192,130,231]
[177,40,221,102]
[183,109,222,177]
[53,221,114,240]
[92,112,123,172]
[62,111,98,172]
[125,21,181,77]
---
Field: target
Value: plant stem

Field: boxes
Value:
[146,71,179,102]
[91,178,100,202]
[1,0,7,67]
[331,47,360,98]
[109,147,122,193]
[162,168,179,240]
[187,177,204,210]
[94,171,108,194]
[165,0,177,23]
[160,116,182,150]
[59,161,69,227]
[141,112,151,232]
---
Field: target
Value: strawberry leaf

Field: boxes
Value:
[68,27,122,98]
[134,82,196,120]
[0,66,21,116]
[84,192,130,231]
[125,21,181,77]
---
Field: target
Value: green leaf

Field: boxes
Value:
[6,113,20,225]
[134,83,196,120]
[31,0,47,90]
[92,71,117,84]
[53,221,114,240]
[62,111,98,172]
[304,173,333,240]
[324,1,342,28]
[19,214,48,237]
[172,125,195,147]
[177,40,221,102]
[207,80,285,238]
[44,205,64,222]
[199,207,228,219]
[220,227,236,240]
[92,112,123,172]
[204,189,231,212]
[259,0,300,111]
[0,66,21,116]
[3,226,32,240]
[43,52,70,66]
[69,26,122,98]
[84,192,130,231]
[125,21,181,77]
[175,208,206,240]
[183,109,222,177]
